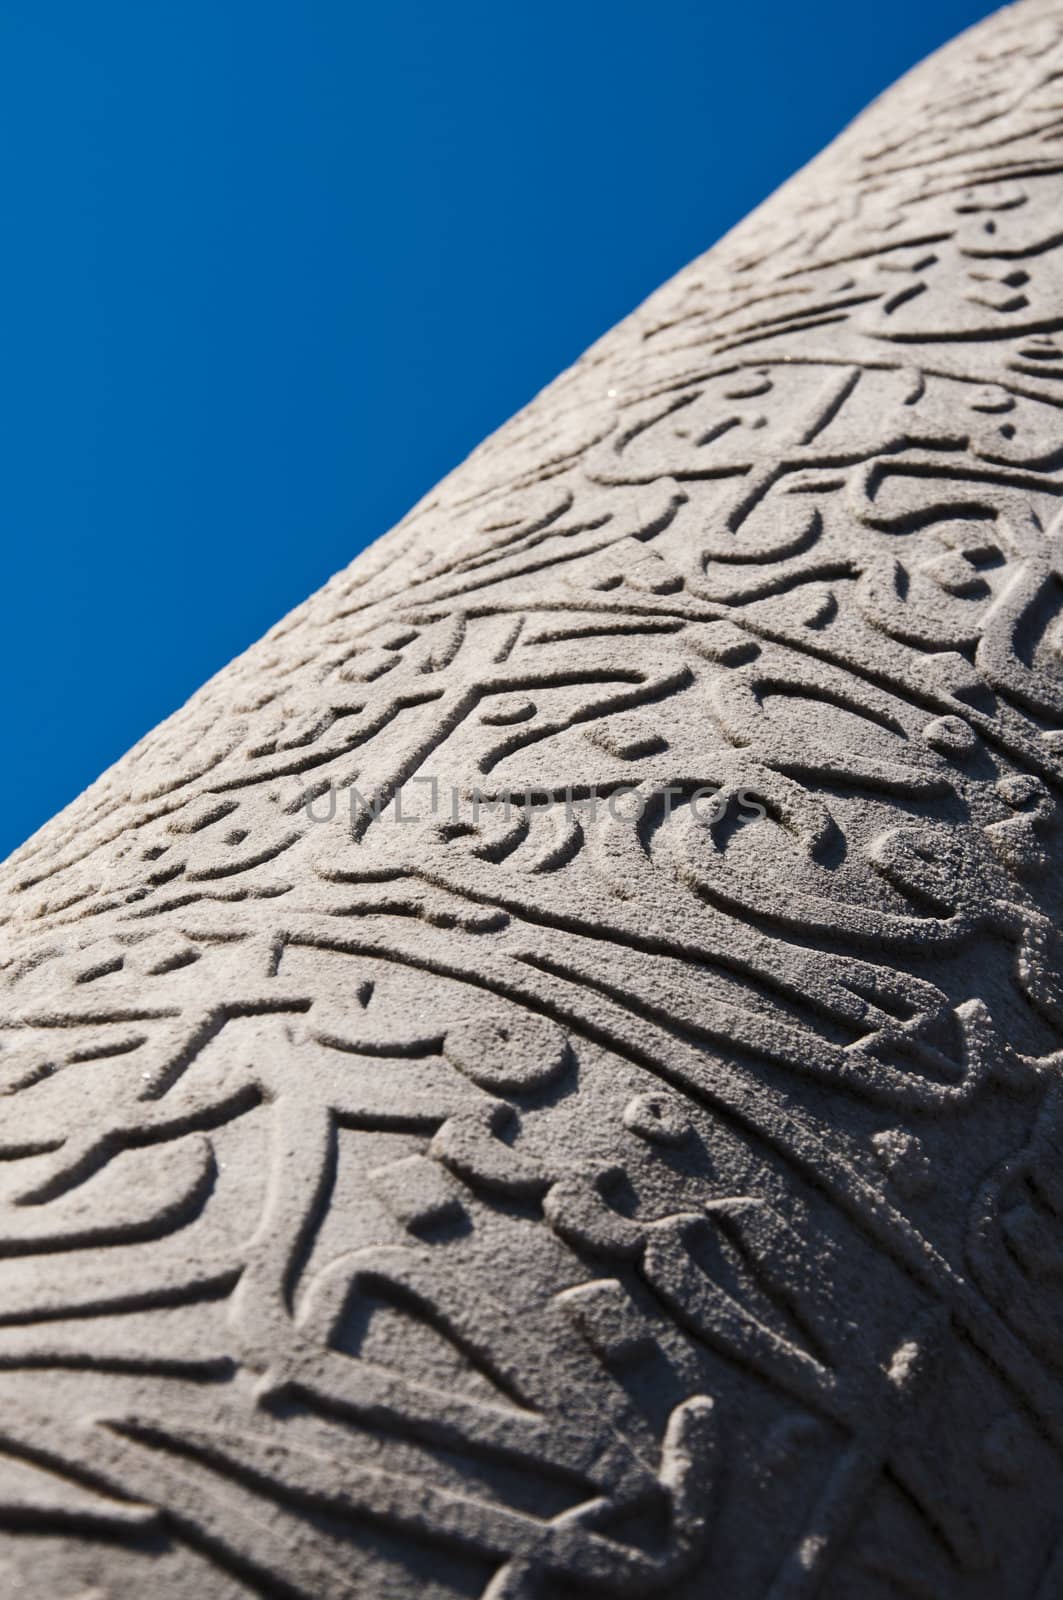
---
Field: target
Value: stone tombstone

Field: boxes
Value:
[2,2,1063,1595]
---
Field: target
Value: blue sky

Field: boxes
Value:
[0,0,998,859]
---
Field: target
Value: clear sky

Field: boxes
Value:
[0,0,999,859]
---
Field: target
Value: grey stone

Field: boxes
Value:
[1,1,1063,1593]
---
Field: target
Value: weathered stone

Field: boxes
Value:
[1,3,1063,1593]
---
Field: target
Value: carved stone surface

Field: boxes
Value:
[2,3,1063,1593]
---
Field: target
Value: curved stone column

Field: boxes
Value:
[2,3,1063,1594]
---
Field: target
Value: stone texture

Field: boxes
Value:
[1,3,1063,1593]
